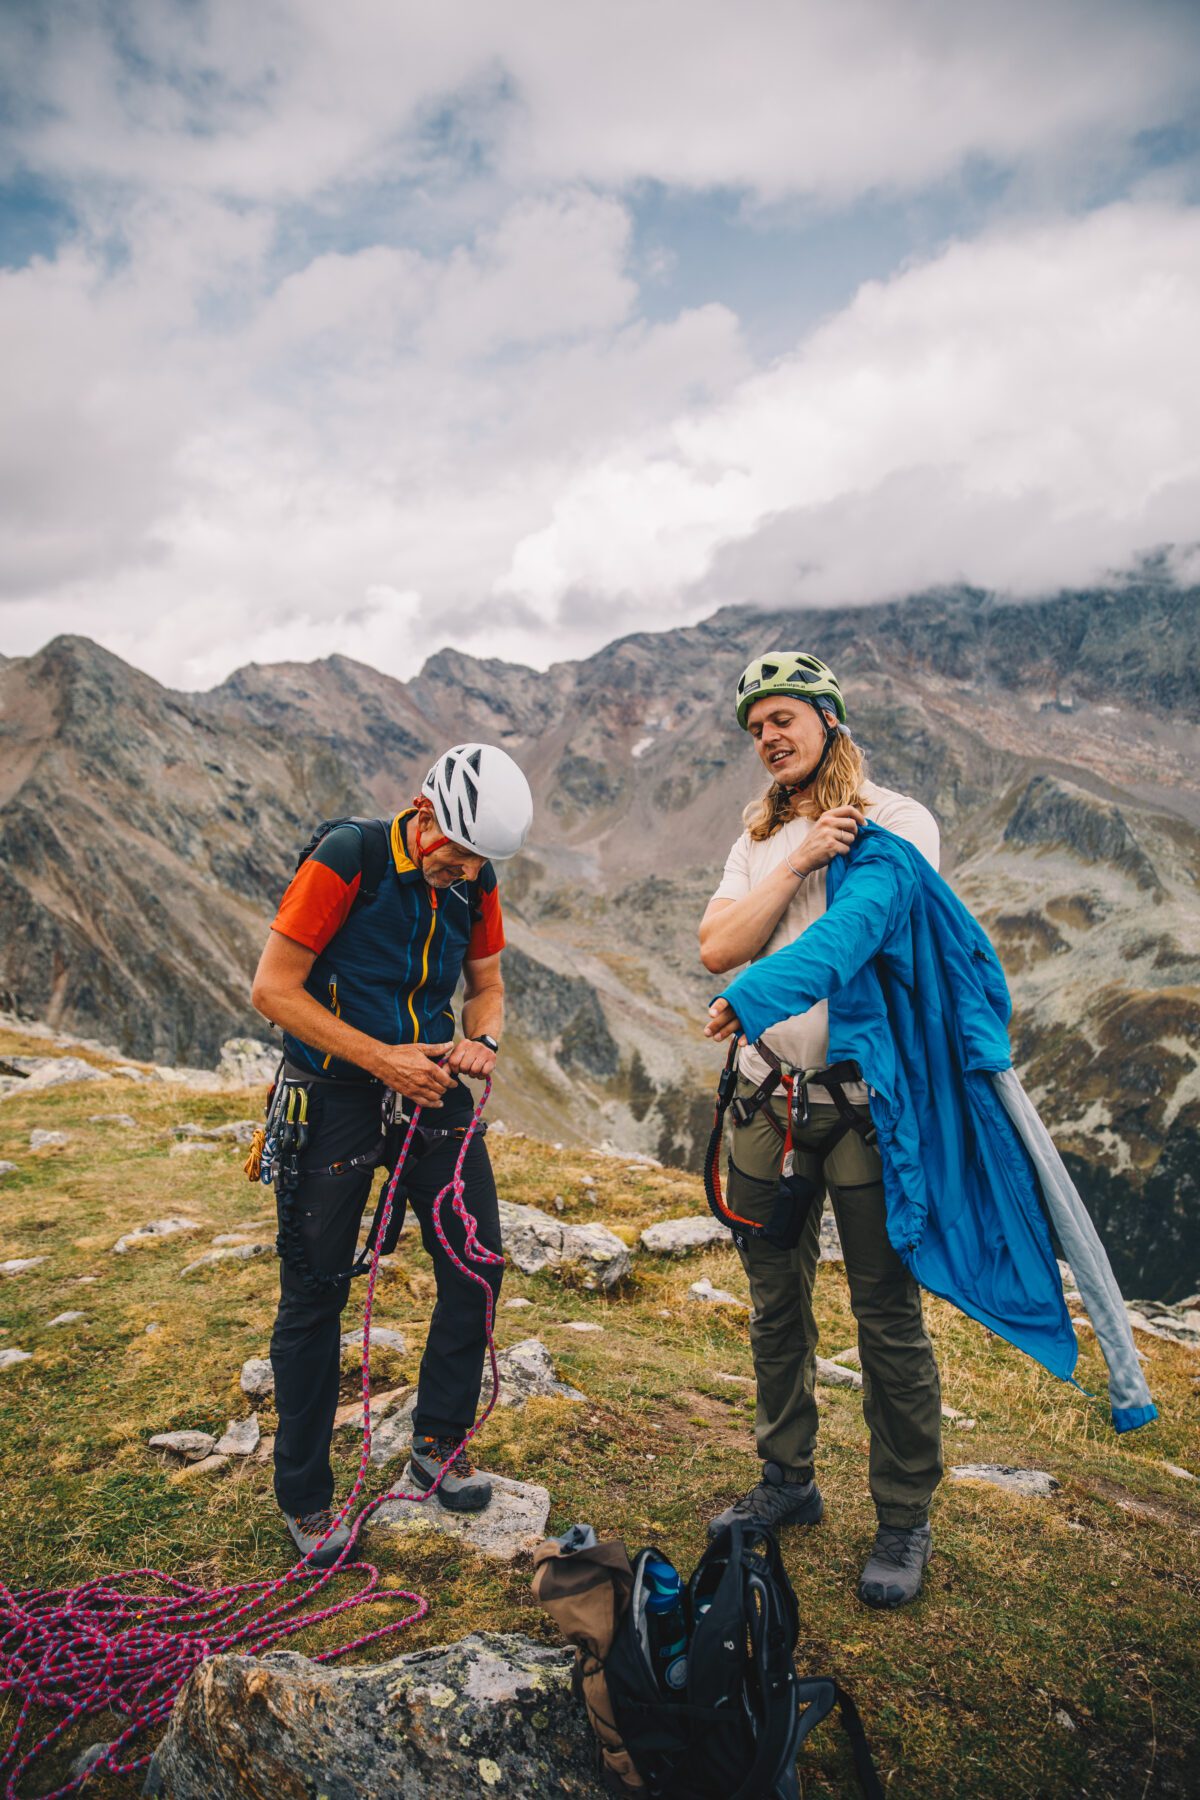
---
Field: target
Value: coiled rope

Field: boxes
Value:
[0,1080,501,1799]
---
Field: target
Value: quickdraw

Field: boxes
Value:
[704,1036,877,1252]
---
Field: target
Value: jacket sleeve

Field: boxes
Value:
[715,848,910,1045]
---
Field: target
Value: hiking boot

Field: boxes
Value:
[283,1507,353,1569]
[708,1462,824,1538]
[857,1522,933,1609]
[410,1434,493,1513]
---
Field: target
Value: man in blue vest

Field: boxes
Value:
[251,743,533,1565]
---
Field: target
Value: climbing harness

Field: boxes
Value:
[264,1074,489,1293]
[0,1083,502,1800]
[704,1037,877,1251]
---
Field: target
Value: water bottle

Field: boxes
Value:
[643,1555,688,1694]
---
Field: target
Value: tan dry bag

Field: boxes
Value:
[531,1529,645,1795]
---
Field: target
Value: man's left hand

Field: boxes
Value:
[705,999,742,1043]
[447,1038,498,1078]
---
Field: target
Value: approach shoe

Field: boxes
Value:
[283,1507,353,1570]
[708,1461,824,1539]
[857,1522,933,1609]
[410,1434,493,1513]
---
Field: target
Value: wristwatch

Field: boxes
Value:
[472,1033,500,1054]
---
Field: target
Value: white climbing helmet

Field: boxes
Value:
[420,743,533,862]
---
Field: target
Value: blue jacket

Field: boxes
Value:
[719,822,1156,1432]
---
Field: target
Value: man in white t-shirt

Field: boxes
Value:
[699,651,944,1610]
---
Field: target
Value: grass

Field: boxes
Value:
[0,1022,1198,1798]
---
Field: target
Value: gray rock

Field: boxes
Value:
[113,1065,153,1081]
[815,1356,863,1390]
[341,1326,407,1355]
[69,1741,113,1780]
[89,1113,137,1127]
[497,1200,631,1290]
[215,1038,279,1086]
[639,1216,728,1256]
[149,1431,218,1463]
[1163,1462,1196,1481]
[145,1322,162,1334]
[819,1209,843,1262]
[368,1392,419,1466]
[240,1357,275,1400]
[29,1129,69,1150]
[1,1057,110,1096]
[560,1320,604,1332]
[1,1256,47,1275]
[112,1217,203,1254]
[0,1348,32,1370]
[146,1631,597,1799]
[181,1244,271,1275]
[375,1472,552,1561]
[689,1277,746,1308]
[211,1232,260,1246]
[950,1464,1061,1498]
[47,1311,85,1326]
[503,1296,533,1310]
[0,1160,18,1176]
[174,1120,261,1146]
[494,1337,585,1407]
[215,1415,261,1457]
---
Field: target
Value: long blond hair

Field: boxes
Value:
[743,729,869,841]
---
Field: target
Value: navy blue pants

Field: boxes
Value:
[269,1077,502,1516]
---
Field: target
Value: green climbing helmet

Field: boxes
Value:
[735,652,847,731]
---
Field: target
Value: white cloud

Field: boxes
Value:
[500,203,1200,623]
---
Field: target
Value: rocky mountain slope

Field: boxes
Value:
[1,579,1197,1296]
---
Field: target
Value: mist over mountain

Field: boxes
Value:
[1,580,1196,1298]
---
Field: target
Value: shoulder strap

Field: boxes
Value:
[354,817,391,908]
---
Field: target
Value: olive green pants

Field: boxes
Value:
[726,1077,943,1528]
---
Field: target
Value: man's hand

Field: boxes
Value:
[796,804,866,873]
[373,1042,455,1106]
[447,1038,497,1080]
[705,999,742,1043]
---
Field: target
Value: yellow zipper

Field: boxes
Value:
[407,898,438,1042]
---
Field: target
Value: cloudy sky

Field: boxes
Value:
[2,1,1199,690]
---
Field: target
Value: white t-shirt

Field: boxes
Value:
[709,780,940,1099]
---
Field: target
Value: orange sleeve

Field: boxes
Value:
[467,882,505,959]
[272,859,361,955]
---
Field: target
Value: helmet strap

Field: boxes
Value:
[785,710,838,794]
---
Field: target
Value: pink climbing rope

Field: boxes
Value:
[0,1080,502,1800]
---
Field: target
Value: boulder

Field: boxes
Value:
[0,1161,18,1176]
[0,1057,110,1097]
[560,1320,604,1332]
[47,1311,85,1326]
[374,1473,552,1561]
[149,1431,218,1463]
[341,1326,407,1356]
[1,1257,47,1276]
[497,1200,630,1290]
[689,1278,746,1309]
[88,1113,137,1127]
[950,1465,1061,1498]
[815,1356,863,1390]
[240,1357,275,1401]
[503,1296,533,1310]
[639,1216,727,1256]
[216,1038,280,1086]
[112,1217,203,1254]
[0,1348,32,1370]
[494,1338,585,1407]
[215,1416,261,1457]
[181,1244,271,1275]
[29,1129,69,1150]
[146,1632,598,1799]
[367,1392,419,1466]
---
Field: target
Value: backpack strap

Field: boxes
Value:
[354,817,391,909]
[792,1679,885,1800]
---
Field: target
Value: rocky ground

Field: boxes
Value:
[0,1028,1198,1797]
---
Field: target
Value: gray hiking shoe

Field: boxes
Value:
[283,1507,353,1569]
[708,1461,824,1538]
[858,1522,933,1609]
[410,1434,493,1513]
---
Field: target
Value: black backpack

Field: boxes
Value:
[602,1522,883,1800]
[295,816,391,912]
